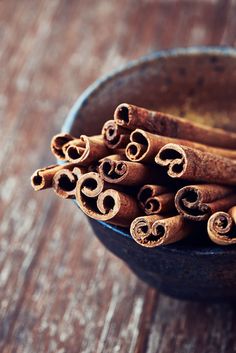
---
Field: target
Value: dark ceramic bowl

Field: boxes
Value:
[62,47,236,301]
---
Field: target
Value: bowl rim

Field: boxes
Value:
[62,46,236,256]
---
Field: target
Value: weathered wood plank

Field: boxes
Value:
[1,0,236,352]
[146,297,236,353]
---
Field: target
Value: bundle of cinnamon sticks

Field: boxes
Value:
[31,103,236,247]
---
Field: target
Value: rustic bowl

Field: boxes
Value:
[62,47,236,301]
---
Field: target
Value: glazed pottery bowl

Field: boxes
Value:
[62,47,236,301]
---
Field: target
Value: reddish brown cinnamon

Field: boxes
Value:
[52,166,86,199]
[90,153,126,174]
[50,133,75,160]
[138,185,169,206]
[64,135,108,165]
[130,214,190,247]
[130,215,162,244]
[76,172,107,198]
[99,153,126,164]
[102,120,130,149]
[207,206,236,245]
[62,137,85,157]
[96,189,141,226]
[137,185,175,215]
[31,163,78,191]
[99,158,166,186]
[155,143,236,185]
[175,184,236,221]
[114,103,236,149]
[126,129,236,163]
[150,215,191,247]
[76,173,141,227]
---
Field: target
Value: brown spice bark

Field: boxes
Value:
[130,215,190,247]
[96,189,142,226]
[64,135,108,165]
[52,166,86,199]
[207,206,236,245]
[99,153,126,162]
[150,215,191,247]
[102,120,130,149]
[130,215,163,243]
[76,173,141,227]
[99,158,166,186]
[31,163,78,191]
[155,143,236,185]
[137,185,175,215]
[126,129,236,163]
[175,184,236,221]
[50,132,75,160]
[76,172,107,198]
[114,103,236,149]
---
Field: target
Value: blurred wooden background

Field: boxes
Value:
[1,1,236,352]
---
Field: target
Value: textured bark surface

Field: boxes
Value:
[1,0,236,352]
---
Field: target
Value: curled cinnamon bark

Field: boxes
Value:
[50,133,75,160]
[137,185,175,215]
[138,185,170,206]
[207,206,236,245]
[155,143,236,185]
[90,153,126,174]
[130,215,162,243]
[76,172,107,198]
[175,184,236,221]
[99,153,126,164]
[126,129,156,163]
[52,166,86,199]
[76,173,141,226]
[150,215,191,247]
[114,103,236,149]
[99,158,165,186]
[31,163,77,191]
[126,129,236,163]
[62,137,85,157]
[64,135,108,165]
[130,215,190,247]
[102,120,130,149]
[96,189,141,226]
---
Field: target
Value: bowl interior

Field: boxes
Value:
[64,47,236,253]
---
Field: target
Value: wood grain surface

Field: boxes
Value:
[1,1,236,352]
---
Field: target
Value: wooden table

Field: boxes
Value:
[1,1,236,352]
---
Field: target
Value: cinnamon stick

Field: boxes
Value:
[50,133,75,160]
[130,214,190,247]
[52,166,86,199]
[130,215,162,244]
[96,189,142,226]
[99,153,126,164]
[62,137,85,157]
[155,143,236,185]
[90,153,126,174]
[64,135,108,165]
[31,163,78,191]
[150,215,191,247]
[76,173,141,227]
[114,103,236,149]
[175,184,236,221]
[137,184,175,215]
[102,120,130,149]
[76,172,107,198]
[98,158,166,186]
[126,129,236,163]
[207,206,236,245]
